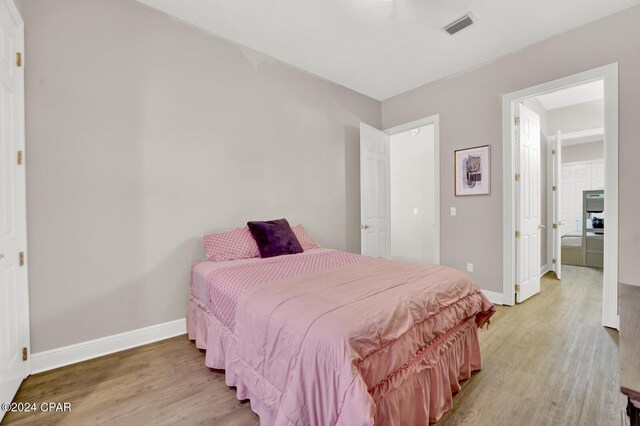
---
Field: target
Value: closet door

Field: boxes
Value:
[592,161,605,190]
[560,164,591,235]
[572,165,591,232]
[560,166,574,236]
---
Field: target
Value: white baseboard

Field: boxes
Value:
[540,264,549,277]
[31,318,186,374]
[482,289,504,305]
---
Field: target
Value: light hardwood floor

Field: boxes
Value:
[3,266,625,425]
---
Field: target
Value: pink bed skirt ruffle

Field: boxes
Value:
[187,295,482,425]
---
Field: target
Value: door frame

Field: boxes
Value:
[547,131,562,280]
[384,114,440,265]
[501,63,619,329]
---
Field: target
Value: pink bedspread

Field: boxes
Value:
[203,250,367,330]
[188,252,494,425]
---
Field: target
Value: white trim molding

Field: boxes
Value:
[482,289,504,305]
[547,127,604,146]
[31,319,186,374]
[502,63,619,329]
[540,264,549,277]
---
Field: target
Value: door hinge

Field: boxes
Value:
[552,149,556,155]
[515,230,521,238]
[552,185,557,191]
[515,173,520,182]
[552,223,558,229]
[19,251,25,266]
[552,258,557,264]
[514,116,520,126]
[16,52,22,67]
[515,284,521,292]
[17,150,23,165]
[22,347,28,361]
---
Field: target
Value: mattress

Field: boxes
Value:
[191,248,339,320]
[188,250,495,425]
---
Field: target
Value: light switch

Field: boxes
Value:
[450,207,457,216]
[413,208,418,215]
[467,263,474,272]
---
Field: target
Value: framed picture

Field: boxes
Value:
[454,145,490,196]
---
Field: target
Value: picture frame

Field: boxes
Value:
[454,145,490,196]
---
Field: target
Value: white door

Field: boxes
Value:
[560,166,574,235]
[515,104,541,303]
[561,163,591,235]
[552,132,562,279]
[0,0,29,417]
[592,161,605,190]
[360,123,390,258]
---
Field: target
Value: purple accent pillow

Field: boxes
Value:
[247,219,303,258]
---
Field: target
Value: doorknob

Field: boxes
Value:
[361,224,369,230]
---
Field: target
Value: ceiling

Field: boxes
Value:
[137,0,640,101]
[536,80,604,110]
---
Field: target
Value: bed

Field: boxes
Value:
[187,248,495,425]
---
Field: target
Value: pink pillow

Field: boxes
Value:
[202,227,260,262]
[292,225,320,250]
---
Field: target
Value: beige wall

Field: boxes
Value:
[381,5,640,292]
[562,141,604,164]
[22,0,380,352]
[23,0,640,352]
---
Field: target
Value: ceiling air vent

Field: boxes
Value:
[443,14,474,35]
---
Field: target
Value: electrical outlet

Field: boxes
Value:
[467,263,474,272]
[450,207,457,216]
[413,208,418,215]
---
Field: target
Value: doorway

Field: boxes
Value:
[390,124,438,264]
[519,81,605,291]
[502,64,618,329]
[359,115,440,265]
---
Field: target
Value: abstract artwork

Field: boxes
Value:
[454,145,490,196]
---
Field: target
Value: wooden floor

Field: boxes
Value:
[4,266,625,425]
